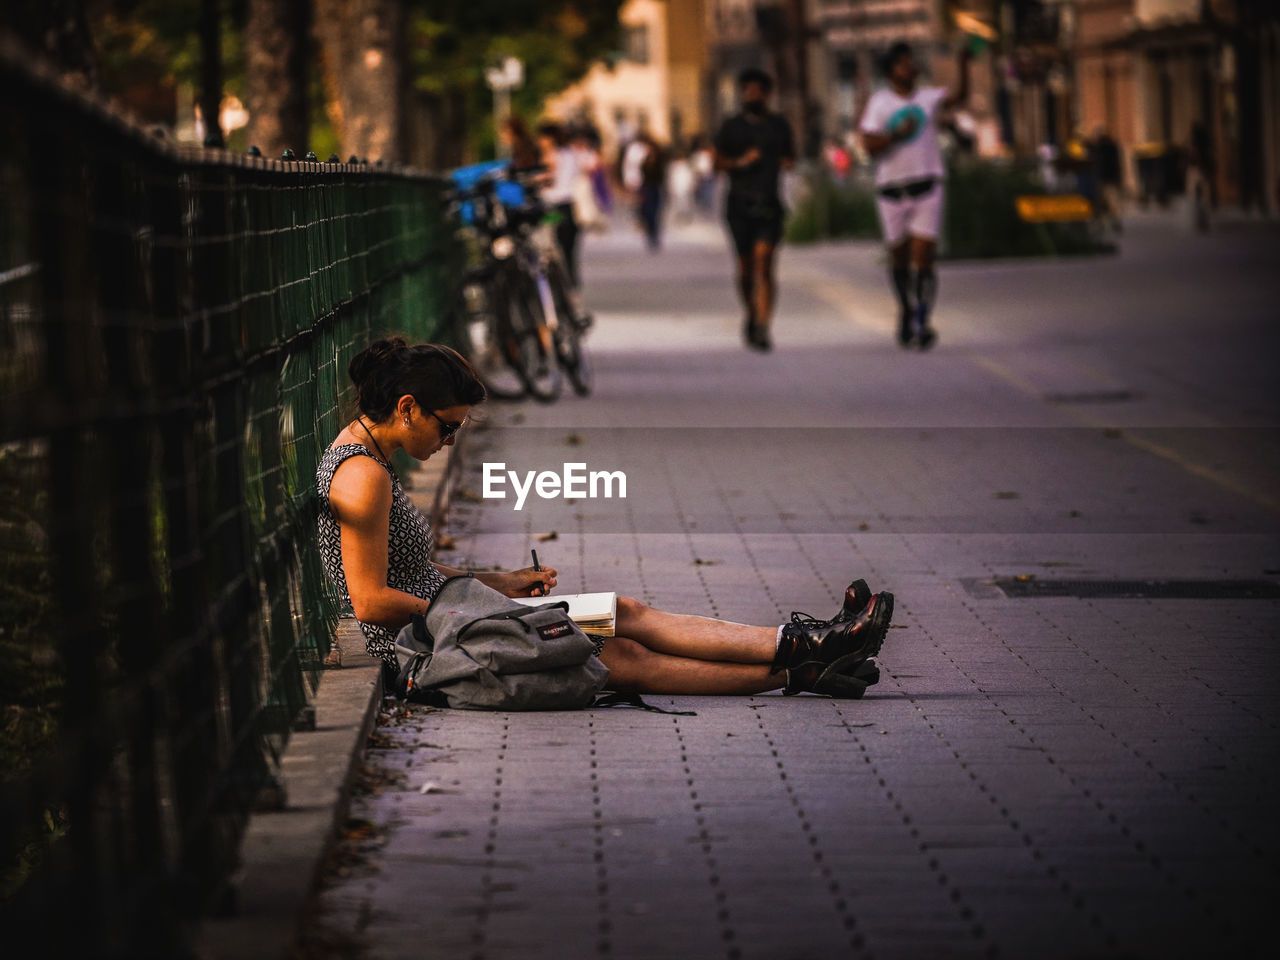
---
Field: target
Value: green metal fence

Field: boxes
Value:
[0,43,455,955]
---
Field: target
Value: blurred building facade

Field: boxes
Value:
[806,1,1003,157]
[1107,0,1279,212]
[544,0,710,159]
[545,0,1277,213]
[809,0,948,145]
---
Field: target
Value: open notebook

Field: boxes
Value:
[512,592,617,637]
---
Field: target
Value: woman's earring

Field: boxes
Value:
[403,417,410,427]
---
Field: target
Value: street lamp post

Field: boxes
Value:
[485,56,525,157]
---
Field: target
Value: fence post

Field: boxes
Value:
[29,92,109,954]
[92,129,183,949]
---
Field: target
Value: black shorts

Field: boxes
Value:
[726,204,784,258]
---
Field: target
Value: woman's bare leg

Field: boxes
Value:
[599,634,784,695]
[614,596,778,664]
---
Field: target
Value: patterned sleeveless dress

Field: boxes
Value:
[316,443,448,666]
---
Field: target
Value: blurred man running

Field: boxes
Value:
[860,43,971,349]
[714,69,795,352]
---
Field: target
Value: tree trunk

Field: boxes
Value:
[244,0,310,157]
[199,0,224,146]
[405,89,468,170]
[312,0,406,163]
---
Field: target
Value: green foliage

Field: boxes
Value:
[89,0,200,86]
[942,159,1113,259]
[785,168,879,244]
[88,0,248,123]
[408,0,624,158]
[81,1,623,161]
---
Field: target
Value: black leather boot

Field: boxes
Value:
[833,579,872,622]
[772,592,894,698]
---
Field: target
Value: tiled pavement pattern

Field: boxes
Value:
[311,216,1279,959]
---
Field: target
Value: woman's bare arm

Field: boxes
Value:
[329,455,559,629]
[433,561,558,597]
[329,456,431,629]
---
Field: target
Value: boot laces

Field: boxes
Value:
[788,610,833,631]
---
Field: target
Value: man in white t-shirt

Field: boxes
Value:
[860,43,971,349]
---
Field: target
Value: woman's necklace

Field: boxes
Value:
[354,417,395,472]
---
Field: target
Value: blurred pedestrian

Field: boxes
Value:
[668,146,696,223]
[691,134,717,211]
[1186,122,1213,233]
[860,42,972,350]
[634,130,667,251]
[569,144,604,234]
[500,116,540,172]
[714,68,796,352]
[1067,130,1099,213]
[621,133,648,194]
[825,137,852,182]
[1090,127,1124,233]
[1037,142,1061,192]
[572,126,612,220]
[537,122,584,287]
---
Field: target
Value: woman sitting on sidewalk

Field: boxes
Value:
[316,338,894,699]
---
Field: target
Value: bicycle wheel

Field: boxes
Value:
[452,274,527,401]
[504,267,562,403]
[547,258,593,396]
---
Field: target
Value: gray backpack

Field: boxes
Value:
[393,575,610,710]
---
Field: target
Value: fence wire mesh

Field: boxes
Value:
[0,44,456,954]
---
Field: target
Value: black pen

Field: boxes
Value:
[531,549,543,596]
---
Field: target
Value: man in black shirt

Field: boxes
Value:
[714,69,795,351]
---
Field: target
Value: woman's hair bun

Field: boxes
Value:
[348,337,408,390]
[347,337,485,423]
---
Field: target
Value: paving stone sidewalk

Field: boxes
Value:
[307,220,1279,959]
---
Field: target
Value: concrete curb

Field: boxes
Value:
[199,622,382,960]
[199,436,469,960]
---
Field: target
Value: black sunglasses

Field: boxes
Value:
[427,408,466,440]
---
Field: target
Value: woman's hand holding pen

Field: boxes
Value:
[499,565,557,598]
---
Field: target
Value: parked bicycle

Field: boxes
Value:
[445,162,592,402]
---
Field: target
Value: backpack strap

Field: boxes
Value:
[592,691,697,716]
